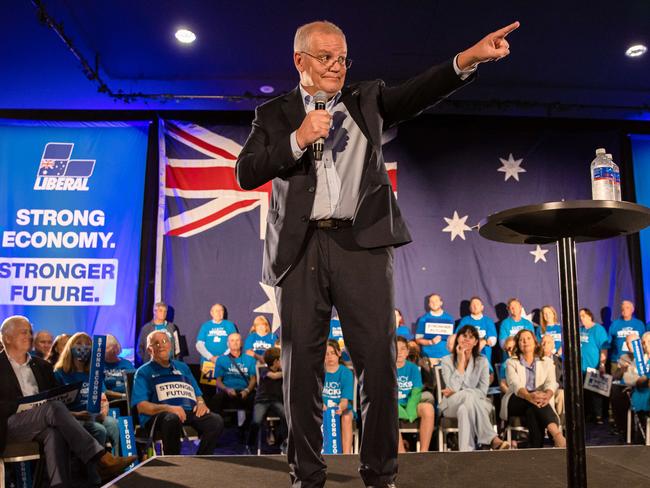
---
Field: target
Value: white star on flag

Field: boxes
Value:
[521,307,535,323]
[530,245,549,263]
[498,153,526,182]
[442,211,472,241]
[254,282,281,332]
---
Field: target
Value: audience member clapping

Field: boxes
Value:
[500,329,566,448]
[440,325,509,451]
[322,340,354,454]
[396,336,434,452]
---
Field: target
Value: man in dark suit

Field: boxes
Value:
[236,20,519,488]
[0,315,135,487]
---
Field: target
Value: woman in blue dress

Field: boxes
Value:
[323,340,354,454]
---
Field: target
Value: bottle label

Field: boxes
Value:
[593,167,614,181]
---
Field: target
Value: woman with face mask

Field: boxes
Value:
[54,332,121,486]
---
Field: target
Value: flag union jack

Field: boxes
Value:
[159,120,398,240]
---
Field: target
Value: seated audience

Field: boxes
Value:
[498,298,535,349]
[541,334,564,417]
[406,341,435,405]
[611,332,650,437]
[211,333,257,425]
[453,297,497,363]
[609,300,647,375]
[195,303,238,365]
[322,340,354,454]
[31,329,53,359]
[537,305,563,356]
[415,293,455,364]
[440,325,508,451]
[104,334,135,399]
[1,316,135,487]
[579,307,609,424]
[396,336,434,452]
[54,332,120,463]
[245,347,287,454]
[46,333,69,365]
[395,308,413,341]
[132,330,224,455]
[245,315,278,363]
[137,302,182,364]
[328,314,352,364]
[500,329,566,448]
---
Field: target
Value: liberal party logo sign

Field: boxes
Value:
[34,142,95,191]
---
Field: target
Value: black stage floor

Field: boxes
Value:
[106,446,650,488]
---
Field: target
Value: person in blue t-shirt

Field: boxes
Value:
[103,335,135,399]
[498,298,535,349]
[328,315,352,364]
[323,340,354,454]
[536,305,563,356]
[453,297,497,363]
[132,330,224,455]
[609,300,647,370]
[498,336,517,395]
[395,309,413,341]
[396,336,434,452]
[54,332,120,478]
[211,333,258,430]
[415,294,455,362]
[579,308,610,423]
[195,303,239,365]
[245,315,279,363]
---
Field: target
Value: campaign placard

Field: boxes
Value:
[425,322,453,336]
[631,338,649,376]
[87,335,106,414]
[322,407,341,455]
[17,382,82,413]
[584,368,613,397]
[117,416,138,469]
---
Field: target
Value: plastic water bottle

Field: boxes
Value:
[606,153,622,201]
[591,148,616,200]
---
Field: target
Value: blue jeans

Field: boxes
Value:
[246,401,287,447]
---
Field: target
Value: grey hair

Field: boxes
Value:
[106,334,121,354]
[34,330,53,340]
[1,315,31,347]
[154,301,168,311]
[146,329,171,349]
[293,20,346,53]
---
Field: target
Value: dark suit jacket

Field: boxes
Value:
[236,59,474,285]
[0,350,59,453]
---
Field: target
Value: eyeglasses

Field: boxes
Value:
[151,338,170,348]
[299,51,353,69]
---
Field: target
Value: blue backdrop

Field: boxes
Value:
[0,119,149,354]
[631,134,650,322]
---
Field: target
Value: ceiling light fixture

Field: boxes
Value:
[175,29,196,44]
[625,44,647,58]
[259,85,275,94]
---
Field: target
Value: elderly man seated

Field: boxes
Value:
[0,316,135,487]
[132,330,224,455]
[31,329,53,359]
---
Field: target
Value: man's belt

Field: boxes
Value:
[309,219,353,230]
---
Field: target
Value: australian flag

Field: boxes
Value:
[37,142,95,177]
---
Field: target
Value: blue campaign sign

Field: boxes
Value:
[87,335,107,414]
[0,119,149,354]
[631,338,649,376]
[322,407,341,455]
[118,416,138,469]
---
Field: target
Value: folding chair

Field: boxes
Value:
[0,442,42,488]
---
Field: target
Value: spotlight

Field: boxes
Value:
[625,44,647,58]
[175,29,196,44]
[259,85,275,94]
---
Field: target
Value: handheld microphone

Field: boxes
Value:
[313,91,327,161]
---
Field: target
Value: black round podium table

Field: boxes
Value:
[479,200,650,488]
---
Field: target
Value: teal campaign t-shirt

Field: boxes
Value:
[397,360,422,405]
[322,365,354,410]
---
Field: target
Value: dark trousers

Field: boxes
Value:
[209,390,255,428]
[584,387,605,420]
[508,394,559,448]
[144,410,224,455]
[246,401,287,447]
[6,401,104,487]
[610,384,631,432]
[276,227,397,488]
